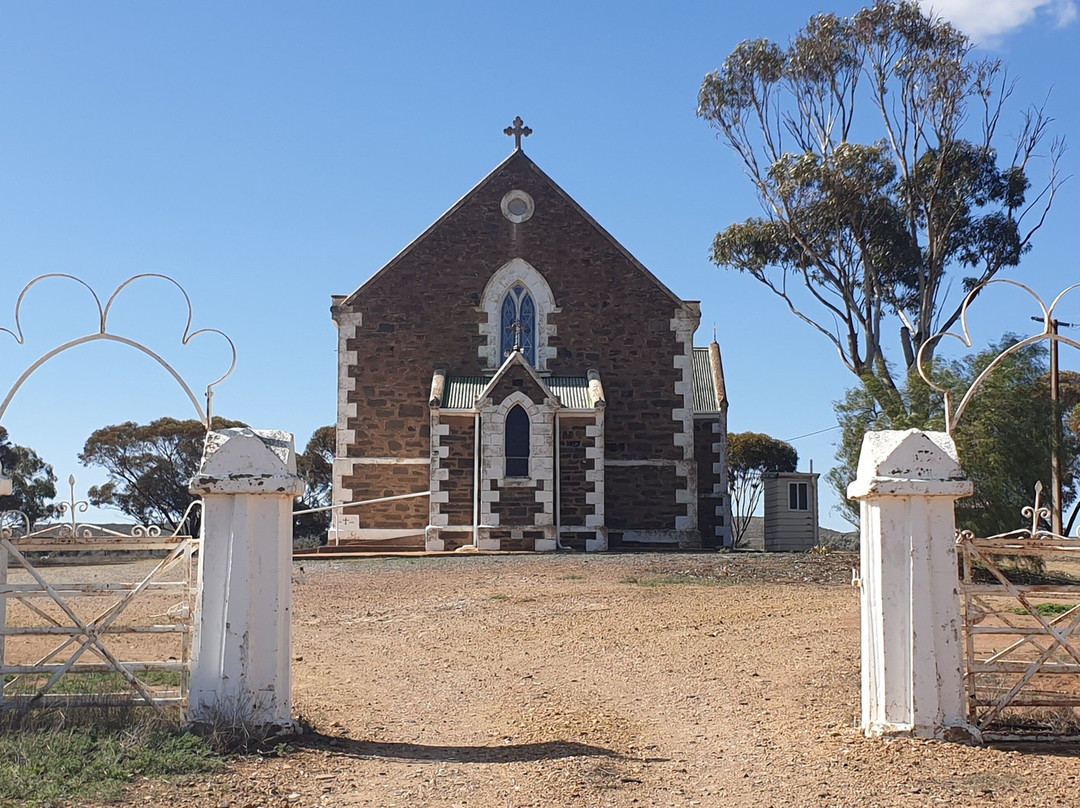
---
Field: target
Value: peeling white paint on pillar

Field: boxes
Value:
[188,428,305,730]
[848,429,976,740]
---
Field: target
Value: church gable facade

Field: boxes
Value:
[331,133,731,552]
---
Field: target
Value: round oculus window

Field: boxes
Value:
[500,190,534,223]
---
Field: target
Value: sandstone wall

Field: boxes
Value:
[334,151,701,541]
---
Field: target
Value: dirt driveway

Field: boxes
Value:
[116,552,1080,807]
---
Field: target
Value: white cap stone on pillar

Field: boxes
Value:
[191,428,306,496]
[848,428,972,500]
[187,428,306,730]
[849,428,976,741]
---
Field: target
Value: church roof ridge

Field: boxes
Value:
[521,158,686,309]
[335,147,690,311]
[475,349,559,406]
[436,373,600,411]
[338,150,526,308]
[433,356,604,411]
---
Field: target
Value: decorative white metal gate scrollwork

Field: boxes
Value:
[0,273,236,427]
[0,274,236,714]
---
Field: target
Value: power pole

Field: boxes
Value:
[1033,316,1077,535]
[1051,318,1063,535]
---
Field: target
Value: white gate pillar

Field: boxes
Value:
[848,429,975,739]
[187,428,305,729]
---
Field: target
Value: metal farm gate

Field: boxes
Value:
[911,280,1080,741]
[0,487,200,715]
[958,485,1080,741]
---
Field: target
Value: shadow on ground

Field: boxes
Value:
[293,732,626,764]
[988,741,1080,758]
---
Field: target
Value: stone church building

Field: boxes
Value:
[330,121,731,552]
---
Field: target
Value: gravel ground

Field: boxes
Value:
[95,552,1080,807]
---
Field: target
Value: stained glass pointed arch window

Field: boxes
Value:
[505,405,530,477]
[500,283,536,365]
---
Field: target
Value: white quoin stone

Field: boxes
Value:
[849,429,976,740]
[188,428,305,730]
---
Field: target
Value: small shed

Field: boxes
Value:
[762,471,819,552]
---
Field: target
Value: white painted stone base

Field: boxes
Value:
[534,539,557,552]
[425,526,445,552]
[585,534,607,552]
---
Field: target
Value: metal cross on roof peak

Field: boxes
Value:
[504,116,532,150]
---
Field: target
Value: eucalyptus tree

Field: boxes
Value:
[294,425,335,541]
[698,0,1061,420]
[81,418,337,541]
[79,416,245,533]
[827,337,1080,535]
[728,432,798,547]
[0,426,57,529]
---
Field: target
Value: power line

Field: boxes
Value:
[784,424,841,442]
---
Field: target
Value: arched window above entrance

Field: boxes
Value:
[479,258,558,371]
[500,284,536,365]
[505,405,530,477]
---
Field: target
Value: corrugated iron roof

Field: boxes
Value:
[693,347,721,413]
[441,377,488,410]
[546,377,591,409]
[439,375,593,410]
[442,360,715,412]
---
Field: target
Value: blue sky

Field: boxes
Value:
[0,1,1078,529]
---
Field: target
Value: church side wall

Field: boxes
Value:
[341,462,429,530]
[332,259,474,538]
[439,416,475,526]
[558,421,589,527]
[695,415,730,548]
[606,465,681,531]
